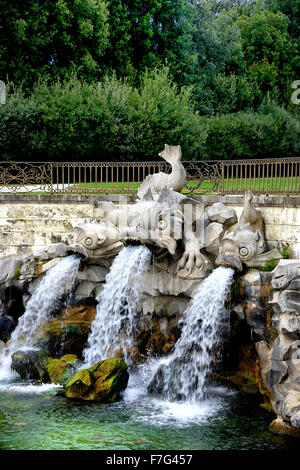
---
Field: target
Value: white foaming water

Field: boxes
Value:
[0,255,80,380]
[83,245,151,367]
[0,382,62,394]
[127,266,234,415]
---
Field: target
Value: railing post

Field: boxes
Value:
[221,162,225,195]
[50,163,54,194]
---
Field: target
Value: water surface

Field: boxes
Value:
[0,379,297,450]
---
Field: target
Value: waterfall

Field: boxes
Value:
[0,254,80,380]
[83,245,151,367]
[146,266,234,402]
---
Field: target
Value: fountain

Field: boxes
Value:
[1,143,299,441]
[83,245,151,366]
[0,255,80,380]
[146,266,234,402]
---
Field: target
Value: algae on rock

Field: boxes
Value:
[64,357,129,403]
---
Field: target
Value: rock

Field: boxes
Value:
[18,258,36,281]
[64,357,129,403]
[270,290,300,314]
[270,417,300,438]
[244,299,266,336]
[272,311,300,334]
[291,410,300,429]
[32,243,68,261]
[64,369,93,398]
[38,258,60,275]
[74,280,99,299]
[0,256,23,284]
[281,389,300,421]
[0,316,14,342]
[76,265,108,283]
[46,354,79,384]
[207,203,237,227]
[11,350,78,385]
[215,371,259,394]
[0,340,5,356]
[272,260,300,290]
[241,270,262,286]
[203,222,225,256]
[39,305,96,358]
[11,350,50,382]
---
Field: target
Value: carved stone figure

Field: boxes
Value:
[137,144,187,200]
[68,165,280,280]
[67,220,123,265]
[101,188,210,278]
[216,191,281,271]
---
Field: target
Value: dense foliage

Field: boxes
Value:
[0,0,299,161]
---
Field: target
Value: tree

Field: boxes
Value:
[235,8,299,106]
[265,0,300,39]
[101,0,188,77]
[169,1,245,114]
[0,0,109,84]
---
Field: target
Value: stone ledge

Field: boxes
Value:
[0,193,300,207]
[0,194,137,204]
[194,194,300,208]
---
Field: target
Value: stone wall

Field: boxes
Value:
[1,193,300,258]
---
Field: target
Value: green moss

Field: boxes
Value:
[62,325,80,336]
[13,263,22,280]
[231,278,243,303]
[64,357,129,402]
[260,259,280,272]
[279,244,290,259]
[260,402,274,413]
[46,354,78,385]
[64,369,93,398]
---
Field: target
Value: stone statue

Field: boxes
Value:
[216,191,282,271]
[67,220,123,265]
[67,161,280,278]
[137,144,187,200]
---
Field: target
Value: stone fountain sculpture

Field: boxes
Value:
[67,220,122,266]
[137,144,187,200]
[216,191,282,271]
[68,146,281,281]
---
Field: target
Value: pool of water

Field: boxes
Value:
[0,377,298,450]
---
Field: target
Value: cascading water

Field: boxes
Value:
[130,266,234,405]
[0,254,81,380]
[83,245,151,367]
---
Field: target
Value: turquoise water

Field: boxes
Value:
[0,379,297,450]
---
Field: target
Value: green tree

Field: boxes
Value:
[265,0,300,38]
[170,1,245,114]
[0,0,109,84]
[101,0,188,77]
[235,8,299,106]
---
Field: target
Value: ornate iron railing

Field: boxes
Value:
[0,159,299,195]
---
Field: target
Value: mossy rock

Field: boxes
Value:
[11,350,51,382]
[46,354,79,385]
[64,357,129,403]
[64,369,93,398]
[270,418,300,439]
[215,370,259,394]
[11,350,78,385]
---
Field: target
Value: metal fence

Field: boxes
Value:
[0,158,300,195]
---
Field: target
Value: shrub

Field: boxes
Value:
[200,103,300,160]
[0,68,206,162]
